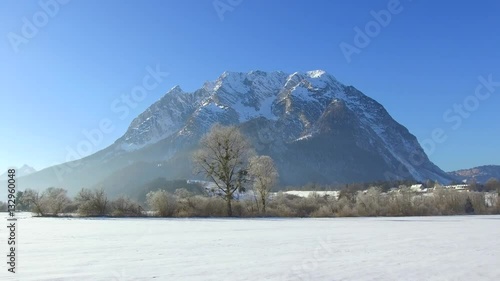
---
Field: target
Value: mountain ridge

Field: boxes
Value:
[0,164,36,180]
[14,70,455,196]
[448,165,500,183]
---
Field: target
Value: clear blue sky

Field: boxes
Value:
[1,0,499,173]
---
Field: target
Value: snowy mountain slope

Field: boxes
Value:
[18,70,454,194]
[117,85,208,151]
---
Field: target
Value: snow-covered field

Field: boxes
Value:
[1,213,499,281]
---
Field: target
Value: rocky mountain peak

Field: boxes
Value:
[16,70,456,194]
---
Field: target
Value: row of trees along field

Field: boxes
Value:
[3,184,499,217]
[1,124,499,217]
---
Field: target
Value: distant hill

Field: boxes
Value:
[0,164,36,179]
[448,165,500,183]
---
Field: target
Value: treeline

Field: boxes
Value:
[327,187,499,217]
[3,185,499,217]
[2,188,142,217]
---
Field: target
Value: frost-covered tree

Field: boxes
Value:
[355,187,383,216]
[193,124,254,216]
[111,196,143,216]
[43,187,71,216]
[22,189,47,216]
[22,188,71,216]
[74,188,109,216]
[248,155,278,214]
[146,190,176,217]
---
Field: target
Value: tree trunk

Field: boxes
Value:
[226,195,233,217]
[261,196,266,214]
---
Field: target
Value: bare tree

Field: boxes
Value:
[22,189,47,216]
[193,124,254,216]
[146,190,176,217]
[248,155,278,214]
[111,196,143,216]
[485,178,500,193]
[355,187,383,216]
[43,187,71,216]
[74,188,109,216]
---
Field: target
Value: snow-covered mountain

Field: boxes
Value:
[18,70,454,195]
[0,164,36,179]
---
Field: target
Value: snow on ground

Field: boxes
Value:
[1,213,499,281]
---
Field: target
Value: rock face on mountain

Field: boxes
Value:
[448,165,500,183]
[18,70,454,196]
